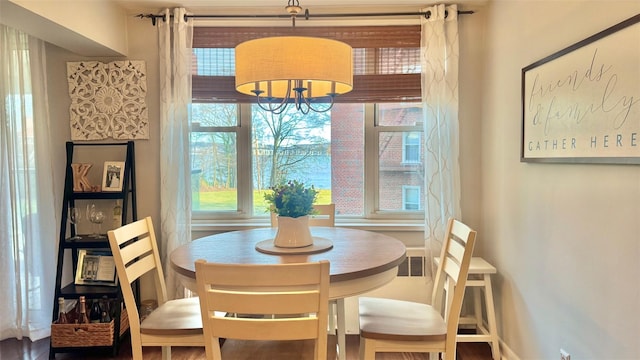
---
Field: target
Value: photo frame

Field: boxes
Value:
[74,249,118,286]
[102,161,125,191]
[521,14,640,164]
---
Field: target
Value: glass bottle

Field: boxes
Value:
[100,296,111,323]
[109,299,118,320]
[89,299,102,323]
[77,296,90,324]
[67,299,79,324]
[112,200,122,230]
[56,297,68,324]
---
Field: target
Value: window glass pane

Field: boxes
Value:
[192,103,238,127]
[378,48,421,74]
[191,104,238,211]
[193,48,235,76]
[378,131,424,212]
[331,104,365,216]
[377,103,422,126]
[251,105,332,215]
[353,48,420,75]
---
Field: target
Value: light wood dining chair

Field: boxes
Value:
[107,217,204,360]
[270,203,336,227]
[270,203,340,335]
[358,217,477,360]
[194,259,330,360]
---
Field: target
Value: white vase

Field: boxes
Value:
[274,215,314,248]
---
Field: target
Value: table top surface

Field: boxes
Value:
[170,227,406,283]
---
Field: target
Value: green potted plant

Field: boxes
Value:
[264,180,318,248]
[264,180,319,218]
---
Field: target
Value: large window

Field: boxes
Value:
[191,26,423,220]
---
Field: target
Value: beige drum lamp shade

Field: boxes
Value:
[235,36,353,113]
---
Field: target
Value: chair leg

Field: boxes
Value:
[328,300,337,334]
[483,274,501,360]
[130,337,143,360]
[359,337,375,360]
[473,285,483,332]
[131,347,143,360]
[337,299,347,360]
[208,337,223,360]
[161,346,171,360]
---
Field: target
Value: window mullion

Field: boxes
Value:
[236,104,253,217]
[364,103,377,218]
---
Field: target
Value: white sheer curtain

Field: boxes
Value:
[158,8,194,299]
[421,4,462,277]
[0,25,57,341]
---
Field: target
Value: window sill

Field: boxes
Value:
[191,219,424,233]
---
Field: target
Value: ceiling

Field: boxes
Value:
[112,0,486,14]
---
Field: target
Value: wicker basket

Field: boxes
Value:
[51,308,129,348]
[119,307,129,336]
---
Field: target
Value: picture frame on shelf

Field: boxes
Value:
[74,249,118,286]
[102,161,125,191]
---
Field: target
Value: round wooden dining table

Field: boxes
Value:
[170,226,406,360]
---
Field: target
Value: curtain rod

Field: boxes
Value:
[138,9,474,26]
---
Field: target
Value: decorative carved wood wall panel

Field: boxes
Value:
[67,61,149,140]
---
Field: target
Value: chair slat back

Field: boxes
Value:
[430,218,476,338]
[308,204,336,227]
[195,260,330,358]
[270,204,336,227]
[208,290,322,315]
[107,217,168,331]
[119,234,154,265]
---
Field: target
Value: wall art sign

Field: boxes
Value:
[521,14,639,164]
[67,60,149,140]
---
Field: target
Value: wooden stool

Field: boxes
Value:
[435,257,501,360]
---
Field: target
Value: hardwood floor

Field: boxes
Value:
[1,334,493,360]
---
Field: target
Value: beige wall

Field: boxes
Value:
[45,17,163,291]
[481,1,640,359]
[46,16,162,233]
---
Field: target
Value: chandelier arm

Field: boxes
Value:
[305,99,334,113]
[253,79,295,114]
[293,90,309,115]
[296,90,335,113]
[302,88,336,113]
[256,96,289,115]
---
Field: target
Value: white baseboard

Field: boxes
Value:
[499,338,521,360]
